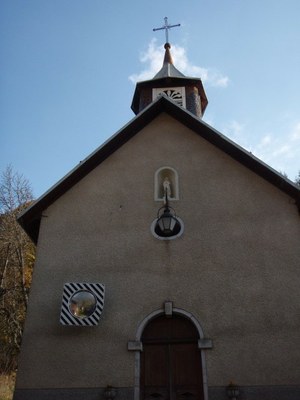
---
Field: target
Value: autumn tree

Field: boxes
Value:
[0,166,35,373]
[295,171,300,186]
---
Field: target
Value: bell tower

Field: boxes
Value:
[131,18,208,118]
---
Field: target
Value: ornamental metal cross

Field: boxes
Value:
[153,17,181,43]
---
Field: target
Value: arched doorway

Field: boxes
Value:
[140,315,204,400]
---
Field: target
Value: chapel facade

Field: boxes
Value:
[14,35,300,400]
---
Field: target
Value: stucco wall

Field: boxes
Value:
[15,113,300,390]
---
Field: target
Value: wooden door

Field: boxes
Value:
[140,316,204,400]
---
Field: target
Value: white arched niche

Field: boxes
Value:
[154,166,179,201]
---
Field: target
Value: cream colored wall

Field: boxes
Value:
[16,113,300,389]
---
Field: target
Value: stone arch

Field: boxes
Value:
[128,304,212,400]
[136,307,205,341]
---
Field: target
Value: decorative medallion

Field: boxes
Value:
[162,89,183,106]
[152,86,186,107]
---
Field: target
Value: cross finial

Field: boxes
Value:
[153,17,180,44]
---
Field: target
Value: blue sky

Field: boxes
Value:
[1,0,300,198]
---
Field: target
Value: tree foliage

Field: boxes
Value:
[295,170,300,186]
[0,166,35,373]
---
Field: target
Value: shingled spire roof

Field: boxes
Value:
[152,43,186,79]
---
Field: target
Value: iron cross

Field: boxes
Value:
[153,17,181,43]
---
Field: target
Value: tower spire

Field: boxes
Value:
[131,19,208,118]
[152,42,185,80]
[163,42,173,65]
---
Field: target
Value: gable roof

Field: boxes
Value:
[18,95,300,243]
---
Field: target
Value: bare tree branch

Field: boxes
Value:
[0,166,35,374]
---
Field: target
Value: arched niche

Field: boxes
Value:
[154,167,179,201]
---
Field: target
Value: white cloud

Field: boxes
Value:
[291,122,300,140]
[272,144,291,157]
[129,40,164,82]
[222,120,246,144]
[258,135,272,147]
[221,119,300,180]
[251,122,300,178]
[129,39,229,88]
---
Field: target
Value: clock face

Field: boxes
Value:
[153,87,186,107]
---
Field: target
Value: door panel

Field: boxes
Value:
[141,316,204,400]
[143,345,168,387]
[172,343,203,386]
[141,344,169,400]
